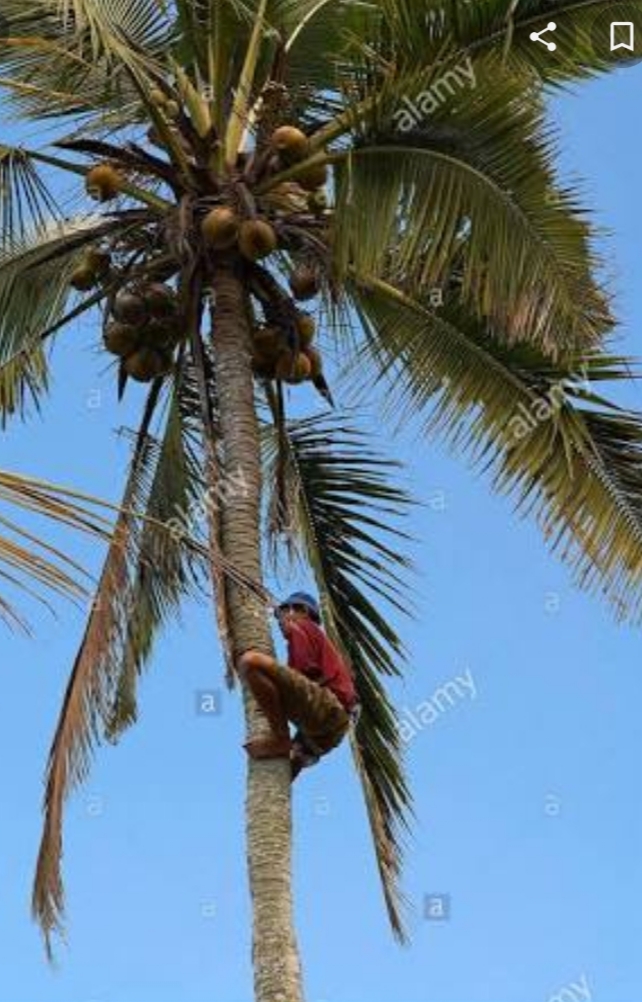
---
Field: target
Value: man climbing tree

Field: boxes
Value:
[239,592,359,779]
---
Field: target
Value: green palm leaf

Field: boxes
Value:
[330,65,610,354]
[350,277,642,622]
[0,215,113,420]
[264,413,414,941]
[377,0,642,84]
[0,469,112,629]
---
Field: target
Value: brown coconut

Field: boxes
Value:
[253,326,285,357]
[289,266,320,302]
[85,247,112,278]
[238,219,278,262]
[86,164,123,202]
[297,163,329,192]
[70,264,97,291]
[144,282,177,318]
[103,322,140,358]
[125,347,172,382]
[275,351,312,384]
[271,126,310,163]
[201,206,239,249]
[113,288,148,325]
[143,318,180,349]
[295,312,316,348]
[304,347,323,380]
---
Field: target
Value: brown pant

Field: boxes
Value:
[253,661,350,755]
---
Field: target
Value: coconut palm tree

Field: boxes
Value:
[1,2,642,999]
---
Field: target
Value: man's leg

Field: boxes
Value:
[238,651,292,760]
[278,674,351,780]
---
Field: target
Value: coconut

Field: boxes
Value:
[271,126,309,162]
[70,264,97,291]
[113,289,148,325]
[124,347,172,382]
[202,206,240,250]
[304,347,323,380]
[253,326,284,357]
[85,247,112,278]
[144,282,177,318]
[275,351,313,384]
[103,322,140,358]
[149,87,167,107]
[297,163,329,192]
[252,356,276,379]
[143,318,180,350]
[289,266,320,302]
[86,164,123,202]
[295,312,316,348]
[238,219,278,262]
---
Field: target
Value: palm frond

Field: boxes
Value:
[0,144,60,244]
[330,63,611,354]
[0,215,112,421]
[351,276,642,623]
[0,469,113,628]
[264,412,414,941]
[31,383,164,955]
[376,0,642,85]
[104,382,207,741]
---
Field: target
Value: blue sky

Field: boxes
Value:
[0,54,641,1002]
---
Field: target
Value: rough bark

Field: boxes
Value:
[210,261,304,1002]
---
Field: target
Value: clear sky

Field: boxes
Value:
[0,54,641,1002]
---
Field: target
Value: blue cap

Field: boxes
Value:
[279,591,321,623]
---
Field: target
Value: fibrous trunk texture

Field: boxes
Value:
[210,261,304,1002]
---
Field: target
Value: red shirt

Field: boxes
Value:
[286,618,357,711]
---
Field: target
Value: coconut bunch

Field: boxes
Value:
[103,283,182,383]
[269,126,329,195]
[251,312,323,386]
[259,125,330,217]
[201,206,279,263]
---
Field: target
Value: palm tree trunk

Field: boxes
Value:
[210,261,304,1002]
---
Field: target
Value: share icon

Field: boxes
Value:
[529,21,558,51]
